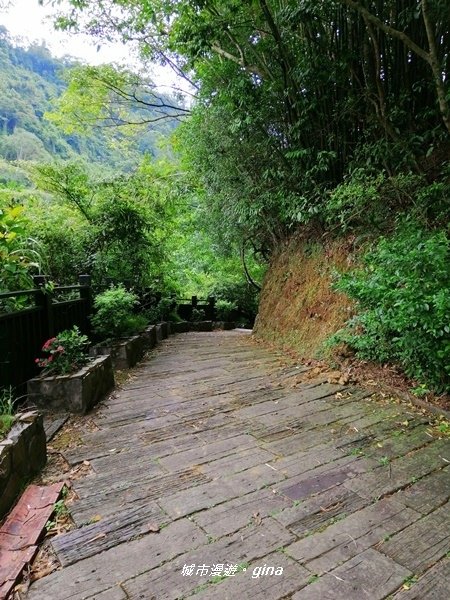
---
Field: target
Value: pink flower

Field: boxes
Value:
[42,337,56,350]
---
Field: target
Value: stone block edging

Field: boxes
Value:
[90,335,146,371]
[27,355,114,414]
[0,412,47,519]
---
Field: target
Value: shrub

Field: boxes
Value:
[191,308,206,322]
[145,297,178,324]
[36,326,90,375]
[211,281,259,324]
[324,173,423,233]
[215,299,237,321]
[0,204,41,295]
[333,222,450,392]
[91,286,147,340]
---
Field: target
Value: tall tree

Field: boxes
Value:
[49,0,449,247]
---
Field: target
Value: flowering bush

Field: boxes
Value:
[35,326,90,375]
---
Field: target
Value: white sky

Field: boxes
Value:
[0,0,182,90]
[0,0,133,64]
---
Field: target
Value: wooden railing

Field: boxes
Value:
[175,296,216,321]
[0,275,92,393]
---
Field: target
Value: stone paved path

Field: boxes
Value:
[26,331,450,599]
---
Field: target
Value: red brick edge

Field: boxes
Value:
[0,482,64,599]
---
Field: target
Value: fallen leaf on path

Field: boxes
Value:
[252,511,262,526]
[89,515,102,523]
[30,565,57,582]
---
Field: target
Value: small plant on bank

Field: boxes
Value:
[0,386,16,438]
[91,285,147,341]
[35,326,90,375]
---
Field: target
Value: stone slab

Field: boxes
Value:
[394,466,450,514]
[51,501,169,566]
[286,498,419,575]
[200,447,278,478]
[391,558,450,599]
[0,482,63,600]
[70,467,211,526]
[26,519,207,600]
[292,549,411,600]
[274,484,369,536]
[381,503,450,574]
[193,488,292,538]
[344,438,450,500]
[158,433,258,471]
[44,415,69,441]
[122,518,296,600]
[159,463,285,519]
[232,383,345,420]
[192,553,310,600]
[277,456,373,502]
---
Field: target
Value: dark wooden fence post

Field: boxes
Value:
[208,296,216,321]
[79,274,93,336]
[192,296,198,308]
[33,275,54,338]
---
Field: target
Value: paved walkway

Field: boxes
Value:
[27,331,449,599]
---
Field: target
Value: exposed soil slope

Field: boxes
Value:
[254,235,355,359]
[254,235,450,415]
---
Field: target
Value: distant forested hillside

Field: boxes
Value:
[0,27,178,177]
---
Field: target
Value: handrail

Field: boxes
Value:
[53,298,84,307]
[0,284,86,300]
[53,285,86,293]
[0,277,93,392]
[0,289,40,300]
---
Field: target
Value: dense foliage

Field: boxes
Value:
[0,204,40,292]
[0,29,261,312]
[334,222,450,392]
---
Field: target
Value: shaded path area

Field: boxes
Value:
[27,331,449,599]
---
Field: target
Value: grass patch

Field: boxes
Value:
[402,575,419,590]
[0,414,15,438]
[0,387,16,440]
